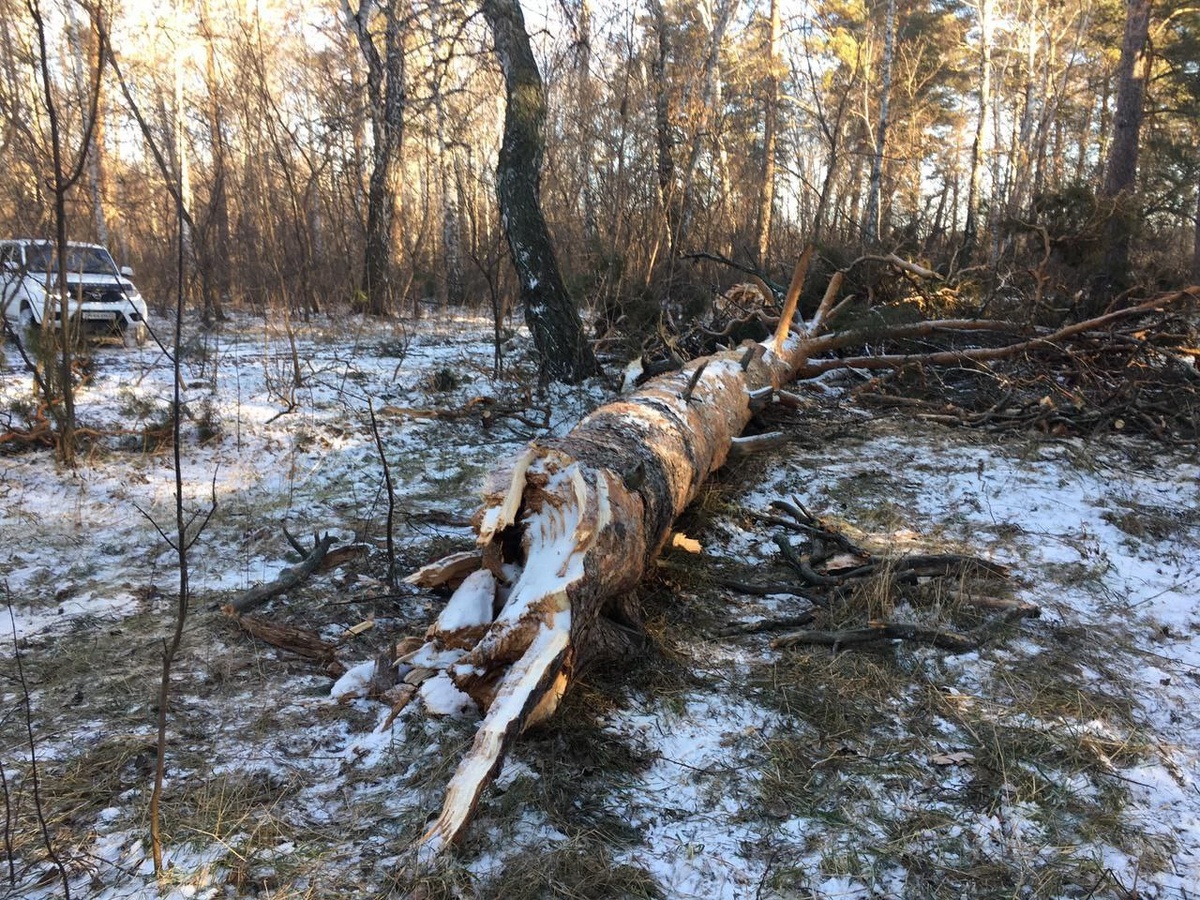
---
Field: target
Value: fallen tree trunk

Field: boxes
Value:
[403,292,820,854]
[399,273,1194,854]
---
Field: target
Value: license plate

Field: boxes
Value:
[83,311,115,321]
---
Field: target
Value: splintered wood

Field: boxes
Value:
[398,323,815,853]
[390,273,1187,854]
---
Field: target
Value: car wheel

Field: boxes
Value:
[17,305,37,343]
[124,321,148,348]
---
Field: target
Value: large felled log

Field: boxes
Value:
[400,277,1191,854]
[402,321,814,853]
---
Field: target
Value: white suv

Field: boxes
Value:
[1,239,149,346]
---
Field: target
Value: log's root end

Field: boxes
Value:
[400,449,629,853]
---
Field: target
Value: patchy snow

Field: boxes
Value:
[330,659,375,699]
[1,310,1199,898]
[434,568,496,631]
[419,672,478,717]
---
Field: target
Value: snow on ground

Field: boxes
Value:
[1,311,1198,898]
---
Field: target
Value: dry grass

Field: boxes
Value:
[478,839,664,900]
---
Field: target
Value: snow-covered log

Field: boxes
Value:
[402,315,814,854]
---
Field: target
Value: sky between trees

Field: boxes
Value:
[1,0,1195,324]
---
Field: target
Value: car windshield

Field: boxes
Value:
[25,243,116,276]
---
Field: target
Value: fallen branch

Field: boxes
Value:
[232,614,347,676]
[799,291,1197,377]
[224,532,337,615]
[770,603,1041,652]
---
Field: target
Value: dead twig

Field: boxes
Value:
[6,596,71,898]
[770,603,1040,652]
[773,245,814,352]
[368,400,397,587]
[714,611,818,637]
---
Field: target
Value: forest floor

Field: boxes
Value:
[1,311,1198,900]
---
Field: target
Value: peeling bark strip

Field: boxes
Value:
[404,330,813,852]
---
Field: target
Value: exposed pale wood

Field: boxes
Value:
[405,549,483,589]
[405,320,820,852]
[807,270,845,336]
[772,244,814,353]
[729,431,790,458]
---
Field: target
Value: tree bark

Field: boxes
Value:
[1097,0,1152,301]
[649,0,676,256]
[408,285,828,853]
[344,0,405,317]
[754,0,781,267]
[199,0,229,324]
[862,0,895,247]
[576,0,598,243]
[65,1,108,245]
[435,87,462,308]
[962,0,992,262]
[677,0,737,249]
[1193,185,1200,285]
[482,0,597,384]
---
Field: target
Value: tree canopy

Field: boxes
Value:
[0,0,1196,355]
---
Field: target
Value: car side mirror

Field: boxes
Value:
[119,265,134,277]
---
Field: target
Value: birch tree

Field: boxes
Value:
[755,0,782,266]
[862,0,896,246]
[482,0,598,383]
[962,0,992,262]
[343,0,407,316]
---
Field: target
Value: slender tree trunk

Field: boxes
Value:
[435,94,462,307]
[482,0,597,383]
[677,0,736,249]
[1097,0,1151,300]
[344,0,405,316]
[862,0,895,247]
[1192,186,1200,285]
[200,2,228,323]
[1095,70,1113,182]
[65,2,108,244]
[649,0,675,252]
[577,0,598,243]
[755,0,781,267]
[173,0,193,308]
[1007,0,1039,222]
[962,0,992,260]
